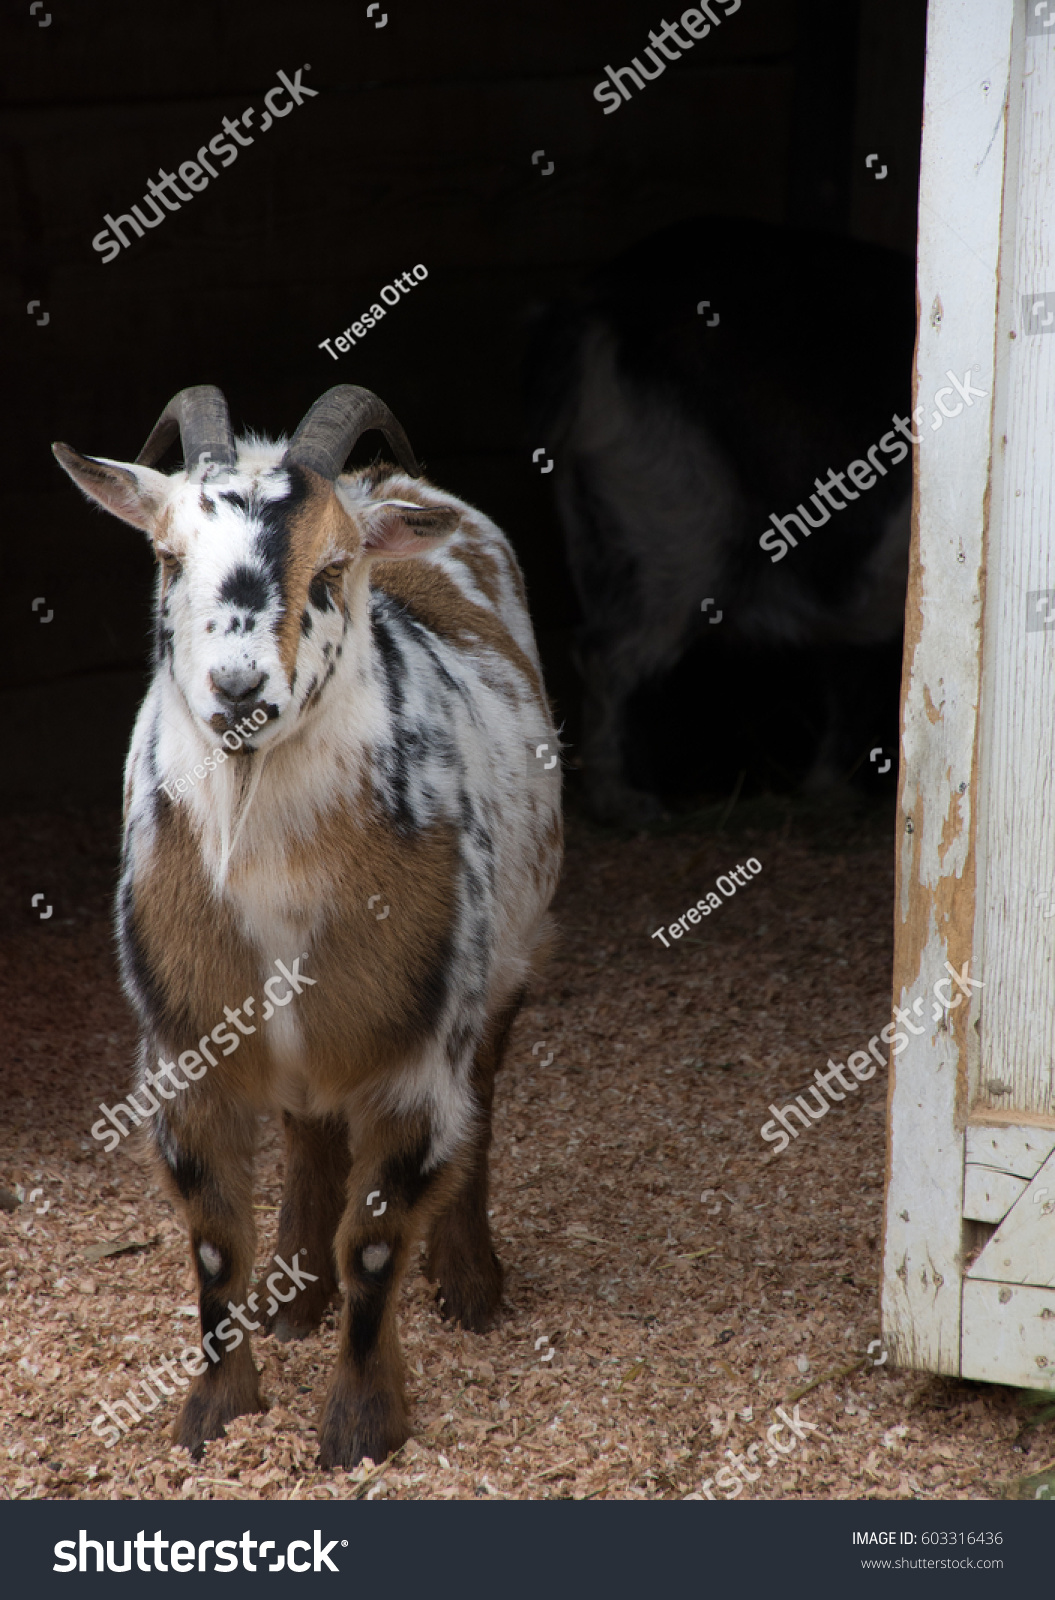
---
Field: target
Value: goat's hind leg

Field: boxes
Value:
[425,993,524,1332]
[266,1111,349,1341]
[156,1102,267,1458]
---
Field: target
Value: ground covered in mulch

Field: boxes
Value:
[2,797,1053,1502]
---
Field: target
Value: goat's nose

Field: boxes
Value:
[209,666,267,704]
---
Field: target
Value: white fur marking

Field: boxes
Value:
[199,1242,222,1275]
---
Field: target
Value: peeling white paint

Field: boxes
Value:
[883,0,1013,1375]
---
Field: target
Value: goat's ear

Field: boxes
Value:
[52,443,170,533]
[359,499,461,560]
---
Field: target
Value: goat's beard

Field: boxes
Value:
[217,747,269,887]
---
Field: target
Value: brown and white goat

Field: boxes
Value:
[54,385,562,1467]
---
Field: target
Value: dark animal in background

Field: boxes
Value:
[529,217,916,824]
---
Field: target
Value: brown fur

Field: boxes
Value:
[133,798,460,1103]
[133,807,261,1048]
[267,1112,350,1338]
[447,540,504,609]
[373,558,544,704]
[138,795,526,1464]
[274,470,359,681]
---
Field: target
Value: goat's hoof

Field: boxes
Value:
[268,1314,315,1343]
[263,1290,334,1342]
[429,1249,504,1333]
[171,1381,267,1458]
[436,1289,503,1334]
[317,1388,409,1471]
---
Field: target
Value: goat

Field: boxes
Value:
[527,216,915,824]
[54,385,562,1467]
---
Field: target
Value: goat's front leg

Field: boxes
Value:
[318,1117,458,1470]
[156,1102,267,1458]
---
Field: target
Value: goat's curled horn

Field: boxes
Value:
[135,385,237,475]
[283,384,421,480]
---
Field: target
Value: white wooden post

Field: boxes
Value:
[883,0,1055,1388]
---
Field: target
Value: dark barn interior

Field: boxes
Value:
[10,0,1042,1512]
[4,0,927,813]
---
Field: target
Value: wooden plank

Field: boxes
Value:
[965,1123,1055,1178]
[961,1281,1055,1389]
[962,1165,1028,1224]
[967,1150,1055,1287]
[882,0,1014,1375]
[974,14,1055,1122]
